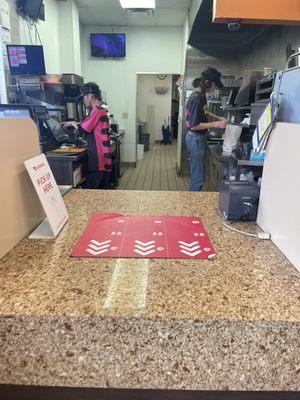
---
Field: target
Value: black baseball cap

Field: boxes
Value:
[77,82,102,101]
[201,67,224,89]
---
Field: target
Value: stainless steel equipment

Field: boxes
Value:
[273,66,300,123]
[61,74,84,86]
[235,70,263,106]
[62,74,84,121]
[16,74,85,122]
[66,101,78,120]
[15,75,67,120]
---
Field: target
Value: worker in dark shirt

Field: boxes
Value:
[185,67,227,191]
[62,82,111,189]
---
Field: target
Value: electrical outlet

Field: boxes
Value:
[122,113,128,119]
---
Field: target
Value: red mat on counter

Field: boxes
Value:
[71,213,216,260]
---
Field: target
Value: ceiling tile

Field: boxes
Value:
[77,0,190,26]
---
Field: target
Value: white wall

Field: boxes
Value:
[188,0,202,34]
[81,25,183,162]
[72,2,81,75]
[137,74,172,143]
[58,0,81,75]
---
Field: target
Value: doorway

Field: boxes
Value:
[136,74,180,145]
[117,73,186,191]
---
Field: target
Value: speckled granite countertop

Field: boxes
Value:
[0,190,299,390]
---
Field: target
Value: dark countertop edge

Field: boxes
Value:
[0,314,299,325]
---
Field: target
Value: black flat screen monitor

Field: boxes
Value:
[0,104,34,119]
[7,45,46,76]
[45,117,69,143]
[91,34,126,58]
[33,105,48,121]
[16,0,43,20]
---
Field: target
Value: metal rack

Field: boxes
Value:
[255,73,276,102]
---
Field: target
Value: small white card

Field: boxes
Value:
[24,154,69,239]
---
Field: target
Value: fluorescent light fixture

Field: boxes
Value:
[119,0,155,9]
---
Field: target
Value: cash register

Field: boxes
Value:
[34,106,88,187]
[33,106,86,152]
[1,103,87,186]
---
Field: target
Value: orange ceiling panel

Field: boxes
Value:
[213,0,300,25]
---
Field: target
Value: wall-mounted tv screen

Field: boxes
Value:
[90,34,126,58]
[7,45,46,76]
[16,0,43,21]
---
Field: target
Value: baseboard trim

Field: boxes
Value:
[121,161,135,167]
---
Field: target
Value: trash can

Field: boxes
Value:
[137,144,144,160]
[162,130,170,145]
[139,133,150,151]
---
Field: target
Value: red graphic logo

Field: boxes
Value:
[33,163,45,171]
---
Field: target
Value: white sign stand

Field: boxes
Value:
[24,154,69,239]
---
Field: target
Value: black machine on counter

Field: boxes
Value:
[217,124,262,222]
[219,180,261,222]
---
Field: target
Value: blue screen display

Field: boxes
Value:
[0,105,33,119]
[91,34,126,58]
[7,45,46,76]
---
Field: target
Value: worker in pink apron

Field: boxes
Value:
[62,82,112,189]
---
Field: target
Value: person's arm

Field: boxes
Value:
[207,111,224,121]
[80,106,109,134]
[191,119,227,131]
[61,121,79,130]
[207,111,227,121]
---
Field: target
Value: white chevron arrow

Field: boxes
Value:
[135,240,155,246]
[87,248,109,256]
[179,244,201,252]
[178,241,199,248]
[180,249,202,257]
[134,249,156,256]
[88,243,110,251]
[91,240,111,246]
[135,244,155,252]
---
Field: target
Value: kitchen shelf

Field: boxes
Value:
[221,106,251,111]
[256,88,273,95]
[237,159,264,167]
[255,73,276,102]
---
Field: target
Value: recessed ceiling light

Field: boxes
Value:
[119,0,155,9]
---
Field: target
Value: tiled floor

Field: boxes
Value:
[118,142,189,191]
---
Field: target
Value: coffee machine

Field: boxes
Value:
[61,74,85,122]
